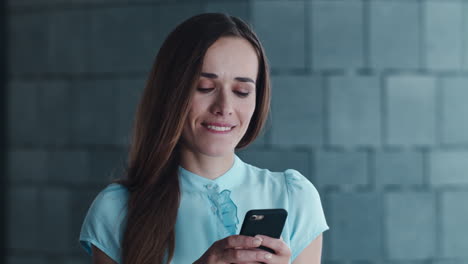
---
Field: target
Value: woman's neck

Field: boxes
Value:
[179,149,235,180]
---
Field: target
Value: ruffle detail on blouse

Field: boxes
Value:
[284,169,304,191]
[206,185,239,236]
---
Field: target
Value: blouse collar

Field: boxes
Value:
[178,154,246,192]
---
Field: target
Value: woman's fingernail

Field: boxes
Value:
[253,238,262,246]
[264,253,272,259]
[254,235,263,242]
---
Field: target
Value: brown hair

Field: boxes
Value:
[116,13,271,264]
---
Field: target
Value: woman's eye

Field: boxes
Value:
[197,87,214,93]
[235,91,250,97]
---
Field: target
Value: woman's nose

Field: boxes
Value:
[211,88,233,116]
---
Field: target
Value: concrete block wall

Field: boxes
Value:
[6,0,468,263]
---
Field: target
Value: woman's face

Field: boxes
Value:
[181,36,259,158]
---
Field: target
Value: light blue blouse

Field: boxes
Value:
[79,155,329,263]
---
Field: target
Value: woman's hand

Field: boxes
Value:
[193,234,291,264]
[254,235,292,264]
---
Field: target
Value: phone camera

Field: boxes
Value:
[250,214,264,221]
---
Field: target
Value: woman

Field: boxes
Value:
[79,13,328,264]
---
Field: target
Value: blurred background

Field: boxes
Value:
[3,0,468,263]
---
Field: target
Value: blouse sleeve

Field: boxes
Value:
[79,184,128,264]
[284,169,329,262]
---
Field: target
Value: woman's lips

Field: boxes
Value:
[202,122,236,134]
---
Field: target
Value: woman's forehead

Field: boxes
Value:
[201,37,259,80]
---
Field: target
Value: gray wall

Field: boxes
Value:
[6,0,468,263]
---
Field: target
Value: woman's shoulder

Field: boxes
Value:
[243,162,316,192]
[283,169,315,190]
[98,183,129,197]
[243,162,283,182]
[95,183,129,204]
[88,183,129,221]
[80,183,129,262]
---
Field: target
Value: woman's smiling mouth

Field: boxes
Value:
[202,122,236,133]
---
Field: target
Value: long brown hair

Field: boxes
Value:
[116,13,271,264]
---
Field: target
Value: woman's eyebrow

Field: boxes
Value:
[200,72,256,84]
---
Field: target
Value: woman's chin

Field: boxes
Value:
[197,146,235,158]
[202,150,234,158]
[179,138,238,158]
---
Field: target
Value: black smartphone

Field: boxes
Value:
[239,209,288,254]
